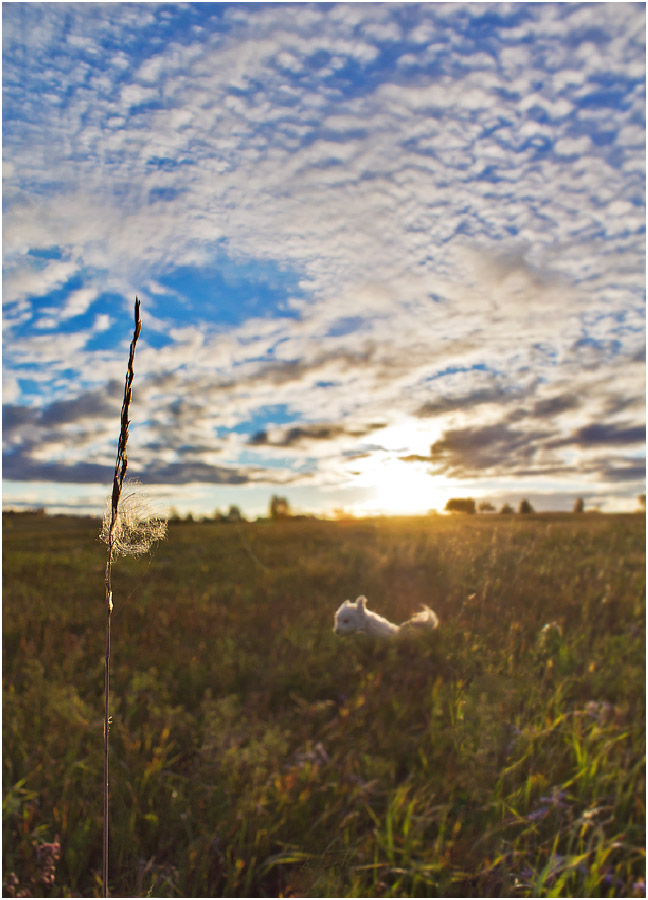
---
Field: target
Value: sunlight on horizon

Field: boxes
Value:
[349,456,451,516]
[343,420,450,515]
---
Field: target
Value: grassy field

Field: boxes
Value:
[2,511,645,898]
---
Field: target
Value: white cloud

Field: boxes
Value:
[93,313,111,331]
[60,287,98,320]
[34,315,58,330]
[3,258,79,305]
[553,135,593,157]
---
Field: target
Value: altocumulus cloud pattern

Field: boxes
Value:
[2,2,645,517]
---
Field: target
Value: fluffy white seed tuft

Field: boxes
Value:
[100,482,168,557]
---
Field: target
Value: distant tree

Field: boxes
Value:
[500,503,514,514]
[445,497,476,515]
[478,501,496,513]
[639,494,646,511]
[185,512,194,523]
[270,495,291,520]
[226,505,243,523]
[573,497,585,514]
[518,499,534,514]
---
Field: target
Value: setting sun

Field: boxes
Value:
[349,455,450,516]
[342,420,451,516]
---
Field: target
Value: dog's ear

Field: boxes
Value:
[356,595,367,610]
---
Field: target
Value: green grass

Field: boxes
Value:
[3,511,645,897]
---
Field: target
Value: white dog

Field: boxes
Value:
[333,595,438,637]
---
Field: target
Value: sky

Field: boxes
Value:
[2,1,646,519]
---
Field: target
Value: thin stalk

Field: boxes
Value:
[103,557,112,898]
[103,297,141,898]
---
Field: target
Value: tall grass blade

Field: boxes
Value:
[102,297,141,898]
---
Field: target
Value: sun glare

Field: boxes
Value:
[350,454,450,516]
[373,460,446,514]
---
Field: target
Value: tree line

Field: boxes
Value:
[169,495,300,524]
[165,492,645,523]
[445,497,595,515]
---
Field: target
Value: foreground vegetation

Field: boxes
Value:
[3,511,645,897]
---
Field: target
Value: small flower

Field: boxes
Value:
[525,806,548,822]
[538,787,567,808]
[526,787,570,823]
[601,871,624,891]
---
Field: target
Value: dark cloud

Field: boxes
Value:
[142,462,252,485]
[3,405,39,429]
[415,385,509,418]
[513,457,646,483]
[540,420,647,451]
[3,384,121,437]
[248,422,383,447]
[416,388,580,424]
[2,454,114,483]
[504,393,581,424]
[39,384,121,426]
[530,394,580,419]
[572,423,645,447]
[428,423,550,475]
[258,360,314,387]
[247,345,379,388]
[248,430,268,446]
[602,393,646,417]
[595,458,646,483]
[405,413,646,483]
[250,425,346,447]
[167,397,210,424]
[2,450,256,486]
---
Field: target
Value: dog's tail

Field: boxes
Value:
[399,605,439,632]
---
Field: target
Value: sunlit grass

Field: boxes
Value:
[2,511,645,897]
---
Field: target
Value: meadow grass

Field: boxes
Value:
[2,511,645,897]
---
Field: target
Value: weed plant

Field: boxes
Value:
[98,296,167,897]
[2,511,645,897]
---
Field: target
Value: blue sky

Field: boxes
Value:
[3,2,645,518]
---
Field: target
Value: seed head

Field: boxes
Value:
[100,481,167,557]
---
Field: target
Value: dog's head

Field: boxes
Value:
[333,595,368,634]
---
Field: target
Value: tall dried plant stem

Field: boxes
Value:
[103,298,141,898]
